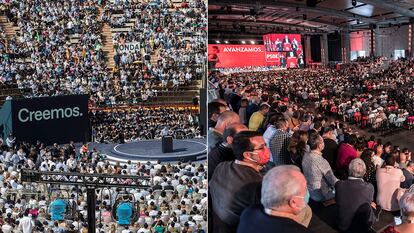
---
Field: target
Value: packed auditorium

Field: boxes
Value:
[208,0,414,233]
[0,0,207,232]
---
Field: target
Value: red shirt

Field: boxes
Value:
[336,143,357,170]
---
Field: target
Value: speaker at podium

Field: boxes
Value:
[162,136,173,153]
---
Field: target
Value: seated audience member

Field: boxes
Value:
[263,115,280,150]
[269,118,291,165]
[207,111,241,152]
[321,127,338,172]
[337,134,358,178]
[373,143,385,168]
[360,149,377,187]
[376,155,405,212]
[336,158,375,233]
[237,165,314,233]
[302,133,338,201]
[208,123,248,180]
[382,189,414,233]
[288,131,309,169]
[209,131,270,233]
[249,103,270,132]
[382,142,393,160]
[401,162,414,189]
[399,148,411,169]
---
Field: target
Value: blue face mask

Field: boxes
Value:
[305,189,310,204]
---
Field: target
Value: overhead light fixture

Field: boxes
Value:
[250,41,255,44]
[241,40,246,44]
[224,40,229,44]
[216,40,220,44]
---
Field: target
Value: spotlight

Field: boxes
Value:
[216,40,220,44]
[352,0,357,7]
[241,40,246,44]
[250,41,255,44]
[224,40,229,44]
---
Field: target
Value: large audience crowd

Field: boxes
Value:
[0,139,208,233]
[0,0,205,106]
[90,107,201,143]
[208,57,414,233]
[0,0,206,232]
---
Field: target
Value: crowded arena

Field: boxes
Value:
[0,0,207,232]
[208,0,414,233]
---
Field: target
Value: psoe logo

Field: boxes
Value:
[266,54,279,59]
[18,107,83,123]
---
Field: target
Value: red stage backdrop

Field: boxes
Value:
[208,44,268,68]
[208,42,303,68]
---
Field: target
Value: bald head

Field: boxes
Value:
[215,111,241,133]
[261,166,307,212]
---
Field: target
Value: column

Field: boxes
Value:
[321,33,329,65]
[374,27,382,57]
[304,35,311,65]
[341,30,350,63]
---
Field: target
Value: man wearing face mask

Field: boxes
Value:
[237,165,314,233]
[209,131,270,233]
[302,133,338,202]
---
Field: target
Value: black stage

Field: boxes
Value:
[89,138,207,163]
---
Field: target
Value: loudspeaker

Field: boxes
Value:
[162,136,173,153]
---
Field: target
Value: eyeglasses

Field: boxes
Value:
[251,146,266,151]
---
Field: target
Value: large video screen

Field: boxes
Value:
[263,34,302,53]
[208,43,304,69]
[263,34,303,69]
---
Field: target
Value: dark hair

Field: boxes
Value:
[313,121,322,130]
[360,149,374,167]
[346,134,358,146]
[275,118,287,129]
[232,131,262,160]
[322,127,333,135]
[309,132,323,150]
[384,141,392,148]
[384,154,395,166]
[279,105,287,113]
[223,125,240,142]
[208,101,226,118]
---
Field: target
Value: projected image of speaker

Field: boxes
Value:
[162,136,173,153]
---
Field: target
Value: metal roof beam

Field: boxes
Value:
[209,0,377,22]
[357,0,414,18]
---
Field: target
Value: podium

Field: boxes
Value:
[162,136,173,153]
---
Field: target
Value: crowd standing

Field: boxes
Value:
[208,57,414,233]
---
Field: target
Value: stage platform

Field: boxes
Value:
[89,138,207,163]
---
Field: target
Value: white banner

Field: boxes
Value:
[115,42,140,53]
